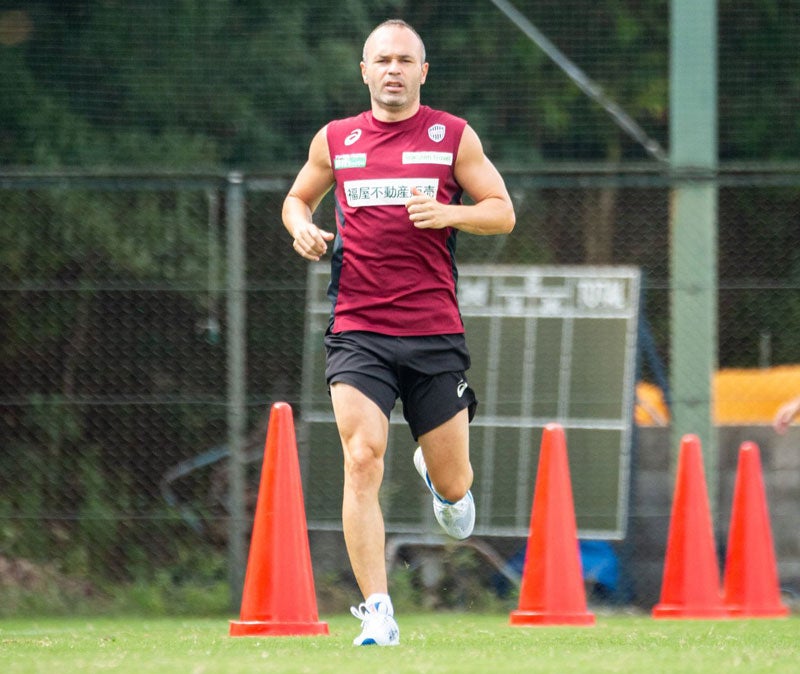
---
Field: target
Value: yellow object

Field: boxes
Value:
[635,365,800,426]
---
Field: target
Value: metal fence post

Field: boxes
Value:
[669,0,719,513]
[225,171,247,610]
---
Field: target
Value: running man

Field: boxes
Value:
[282,19,515,646]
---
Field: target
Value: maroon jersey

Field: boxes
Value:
[325,105,468,335]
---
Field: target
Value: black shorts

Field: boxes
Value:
[324,331,478,440]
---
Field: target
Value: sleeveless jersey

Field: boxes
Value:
[325,105,468,336]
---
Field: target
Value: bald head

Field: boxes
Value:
[362,19,426,64]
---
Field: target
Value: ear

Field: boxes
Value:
[420,62,429,85]
[360,61,368,83]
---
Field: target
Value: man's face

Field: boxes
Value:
[360,26,428,117]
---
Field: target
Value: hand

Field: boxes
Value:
[406,187,449,230]
[291,221,335,261]
[773,396,800,434]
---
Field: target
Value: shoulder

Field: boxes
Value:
[326,111,371,139]
[419,105,467,131]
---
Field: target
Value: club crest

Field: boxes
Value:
[428,124,446,143]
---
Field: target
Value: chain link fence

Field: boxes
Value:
[3,0,800,613]
[2,168,799,611]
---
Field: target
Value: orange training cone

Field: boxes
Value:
[722,441,789,618]
[509,423,595,626]
[652,434,728,619]
[229,402,329,637]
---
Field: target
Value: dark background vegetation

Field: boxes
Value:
[1,1,799,613]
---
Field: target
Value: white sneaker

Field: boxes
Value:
[350,601,400,646]
[413,447,475,540]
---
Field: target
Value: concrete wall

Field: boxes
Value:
[629,425,800,607]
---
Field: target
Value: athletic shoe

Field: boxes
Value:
[413,446,475,540]
[350,601,400,646]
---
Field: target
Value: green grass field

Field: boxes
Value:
[1,612,798,674]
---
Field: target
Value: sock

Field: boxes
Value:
[365,593,393,616]
[424,470,457,505]
[434,490,456,505]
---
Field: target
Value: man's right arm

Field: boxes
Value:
[282,126,336,261]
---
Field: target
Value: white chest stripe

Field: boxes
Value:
[343,178,439,207]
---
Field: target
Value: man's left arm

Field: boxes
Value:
[406,125,515,235]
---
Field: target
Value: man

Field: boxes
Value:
[282,19,515,646]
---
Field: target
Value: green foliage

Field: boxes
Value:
[105,548,230,616]
[383,546,518,616]
[719,0,800,159]
[0,173,228,587]
[0,398,82,559]
[3,1,798,166]
[1,0,410,168]
[0,557,97,619]
[0,541,231,619]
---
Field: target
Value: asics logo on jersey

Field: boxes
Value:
[344,128,362,146]
[457,379,468,398]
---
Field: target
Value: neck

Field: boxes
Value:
[371,100,421,123]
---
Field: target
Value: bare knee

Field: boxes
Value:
[343,441,384,494]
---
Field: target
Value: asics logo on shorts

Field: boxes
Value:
[456,379,468,398]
